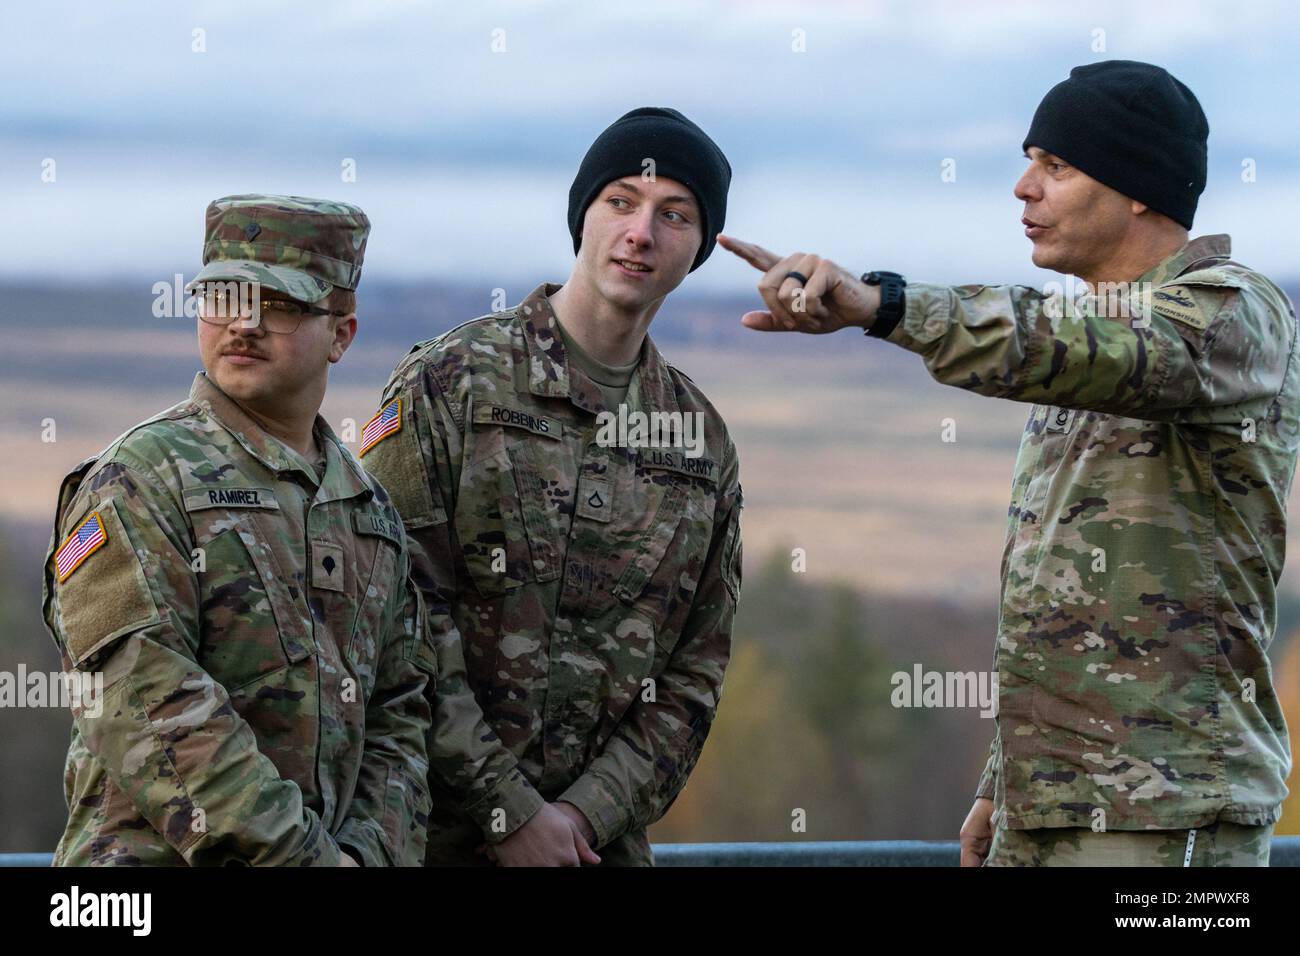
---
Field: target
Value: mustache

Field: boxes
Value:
[221,345,269,359]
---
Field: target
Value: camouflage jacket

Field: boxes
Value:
[361,283,743,865]
[881,234,1297,830]
[42,372,434,866]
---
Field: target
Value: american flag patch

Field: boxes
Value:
[55,511,108,583]
[359,397,402,456]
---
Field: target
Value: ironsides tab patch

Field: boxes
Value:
[1151,284,1210,331]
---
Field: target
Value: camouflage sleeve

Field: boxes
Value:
[975,736,996,801]
[335,546,435,866]
[361,358,546,844]
[44,457,344,866]
[880,273,1294,420]
[559,447,743,849]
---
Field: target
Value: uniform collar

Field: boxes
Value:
[516,282,680,417]
[188,372,372,503]
[1137,234,1232,288]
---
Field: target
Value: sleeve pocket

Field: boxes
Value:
[360,390,446,529]
[56,497,163,667]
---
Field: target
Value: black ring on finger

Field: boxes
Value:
[784,271,808,286]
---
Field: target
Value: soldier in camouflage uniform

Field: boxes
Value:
[361,108,743,866]
[42,195,434,866]
[720,62,1296,866]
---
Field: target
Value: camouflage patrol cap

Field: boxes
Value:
[186,194,369,304]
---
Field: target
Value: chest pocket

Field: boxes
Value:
[458,405,566,596]
[613,453,719,658]
[183,487,313,692]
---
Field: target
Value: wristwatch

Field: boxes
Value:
[861,270,907,338]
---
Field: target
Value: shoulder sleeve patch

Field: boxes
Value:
[1151,284,1214,331]
[359,391,446,530]
[54,498,162,666]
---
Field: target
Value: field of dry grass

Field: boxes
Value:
[13,330,1300,603]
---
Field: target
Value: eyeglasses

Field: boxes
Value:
[193,284,348,334]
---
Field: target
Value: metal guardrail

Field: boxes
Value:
[653,840,962,866]
[5,837,1299,866]
[654,837,1300,866]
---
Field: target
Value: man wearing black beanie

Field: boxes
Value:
[720,60,1297,867]
[362,108,742,866]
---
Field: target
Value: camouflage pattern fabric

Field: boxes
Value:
[882,234,1297,831]
[985,820,1273,867]
[185,194,369,304]
[361,282,743,866]
[42,372,434,866]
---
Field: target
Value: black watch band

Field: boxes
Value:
[861,270,907,339]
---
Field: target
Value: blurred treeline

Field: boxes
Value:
[652,544,1006,843]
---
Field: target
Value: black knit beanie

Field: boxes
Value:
[568,107,731,272]
[1023,61,1208,229]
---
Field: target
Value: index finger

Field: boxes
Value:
[717,233,782,272]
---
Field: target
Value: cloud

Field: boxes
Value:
[1,0,1296,285]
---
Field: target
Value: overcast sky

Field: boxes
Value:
[2,0,1297,292]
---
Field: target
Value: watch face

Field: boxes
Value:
[864,271,904,286]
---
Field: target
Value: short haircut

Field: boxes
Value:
[325,286,357,315]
